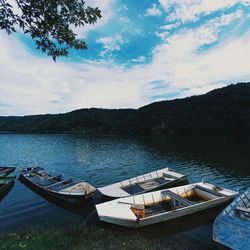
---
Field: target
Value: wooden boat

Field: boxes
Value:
[98,167,188,199]
[0,166,16,176]
[213,189,250,250]
[0,167,16,197]
[19,167,96,204]
[96,182,238,228]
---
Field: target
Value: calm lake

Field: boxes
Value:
[0,134,249,249]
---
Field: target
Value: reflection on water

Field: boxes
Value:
[139,135,250,191]
[0,134,249,249]
[0,182,15,202]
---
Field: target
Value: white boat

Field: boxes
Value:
[96,182,238,228]
[98,167,188,199]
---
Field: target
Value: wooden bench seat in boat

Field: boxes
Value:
[36,175,62,185]
[235,206,250,213]
[161,190,195,206]
[50,181,79,192]
[45,179,72,189]
[0,167,15,175]
[195,185,225,197]
[162,172,177,179]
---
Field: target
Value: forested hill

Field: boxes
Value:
[0,82,250,135]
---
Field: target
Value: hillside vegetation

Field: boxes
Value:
[0,82,250,135]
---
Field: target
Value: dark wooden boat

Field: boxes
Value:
[0,166,16,176]
[0,167,16,197]
[19,167,96,204]
[213,189,250,250]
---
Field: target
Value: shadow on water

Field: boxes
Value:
[18,177,95,216]
[0,181,15,202]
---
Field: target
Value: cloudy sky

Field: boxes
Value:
[1,0,250,116]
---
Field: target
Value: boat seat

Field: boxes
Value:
[0,168,14,174]
[235,206,250,215]
[45,179,72,189]
[38,175,62,185]
[48,180,79,191]
[0,172,12,178]
[52,181,79,192]
[195,185,225,197]
[161,190,194,206]
[155,178,171,185]
[162,173,177,179]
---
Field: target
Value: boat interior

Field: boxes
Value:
[121,172,179,195]
[130,185,226,218]
[0,179,9,188]
[23,167,93,193]
[232,191,250,221]
[23,167,79,191]
[0,167,16,176]
[0,171,15,189]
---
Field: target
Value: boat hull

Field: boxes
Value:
[0,176,15,199]
[98,196,234,228]
[0,167,16,176]
[96,182,238,228]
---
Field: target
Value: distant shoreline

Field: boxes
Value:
[0,82,250,136]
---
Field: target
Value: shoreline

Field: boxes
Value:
[0,224,180,250]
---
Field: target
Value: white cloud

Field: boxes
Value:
[146,4,162,16]
[160,22,181,30]
[6,0,22,15]
[159,0,250,22]
[155,9,244,55]
[0,33,146,115]
[155,30,169,40]
[96,34,128,56]
[131,56,146,63]
[0,5,250,116]
[143,10,250,99]
[155,22,181,40]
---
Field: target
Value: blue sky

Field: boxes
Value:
[1,0,250,115]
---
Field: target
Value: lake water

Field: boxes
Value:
[0,134,249,249]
